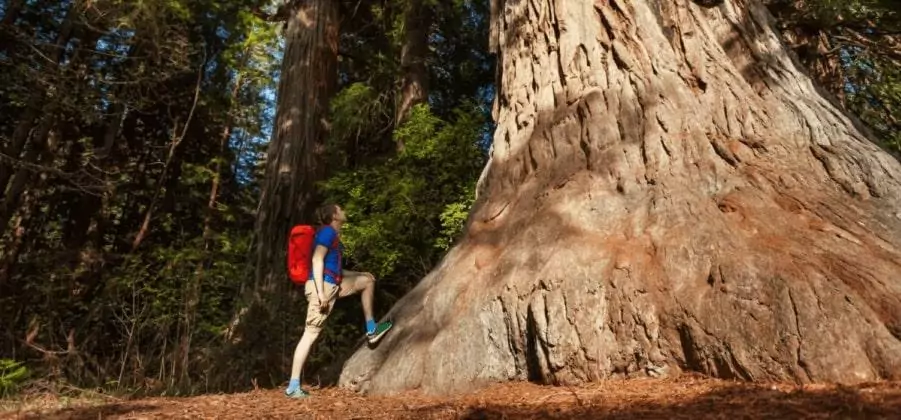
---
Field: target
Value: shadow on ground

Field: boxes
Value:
[447,382,901,419]
[9,403,159,420]
[10,377,901,419]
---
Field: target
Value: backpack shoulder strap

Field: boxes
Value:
[316,225,343,282]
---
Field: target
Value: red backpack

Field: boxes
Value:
[287,225,315,284]
[286,225,342,285]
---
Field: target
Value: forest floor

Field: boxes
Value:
[2,374,900,419]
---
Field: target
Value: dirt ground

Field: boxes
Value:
[2,374,900,419]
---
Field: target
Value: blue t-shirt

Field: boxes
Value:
[311,225,343,284]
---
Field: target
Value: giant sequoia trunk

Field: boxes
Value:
[339,0,901,395]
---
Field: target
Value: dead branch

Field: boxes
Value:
[130,52,205,252]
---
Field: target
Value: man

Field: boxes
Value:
[285,203,393,398]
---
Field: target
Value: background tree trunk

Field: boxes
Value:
[395,0,431,150]
[176,72,244,386]
[0,0,25,54]
[219,0,339,387]
[253,0,338,293]
[0,0,78,201]
[339,0,901,395]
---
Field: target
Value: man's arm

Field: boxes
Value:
[311,244,329,308]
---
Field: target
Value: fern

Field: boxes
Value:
[0,359,29,397]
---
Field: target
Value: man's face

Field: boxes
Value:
[334,206,348,223]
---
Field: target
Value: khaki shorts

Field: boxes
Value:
[304,270,374,331]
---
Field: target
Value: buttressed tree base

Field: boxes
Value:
[339,0,901,395]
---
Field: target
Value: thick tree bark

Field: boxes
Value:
[339,0,901,395]
[781,28,844,103]
[395,0,431,150]
[253,0,338,293]
[765,1,846,107]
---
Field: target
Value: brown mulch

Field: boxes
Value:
[3,375,900,419]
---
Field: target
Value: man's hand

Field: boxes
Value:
[311,244,330,313]
[316,287,329,313]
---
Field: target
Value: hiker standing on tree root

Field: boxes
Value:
[285,203,393,398]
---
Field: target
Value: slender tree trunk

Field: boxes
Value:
[0,191,32,290]
[0,0,24,25]
[129,121,181,252]
[60,28,105,251]
[177,73,244,385]
[130,65,202,252]
[56,35,128,316]
[0,5,95,236]
[0,0,25,54]
[95,103,127,158]
[0,1,79,195]
[0,120,61,232]
[95,41,143,160]
[395,0,431,150]
[339,0,901,395]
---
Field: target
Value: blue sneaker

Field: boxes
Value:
[285,387,310,399]
[366,321,393,345]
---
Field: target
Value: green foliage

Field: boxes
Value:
[437,192,474,251]
[0,0,495,395]
[107,227,252,341]
[0,359,29,397]
[798,0,895,23]
[328,82,392,164]
[0,0,275,395]
[322,103,486,287]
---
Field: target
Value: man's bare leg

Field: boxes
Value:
[287,283,335,397]
[289,327,320,383]
[339,270,391,343]
[360,275,375,321]
[340,270,375,330]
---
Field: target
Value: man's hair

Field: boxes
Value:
[316,203,340,225]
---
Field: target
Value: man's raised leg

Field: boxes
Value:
[339,271,392,344]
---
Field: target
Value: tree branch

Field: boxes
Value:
[833,29,901,66]
[131,53,205,252]
[251,2,292,22]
